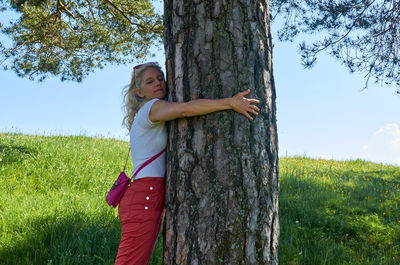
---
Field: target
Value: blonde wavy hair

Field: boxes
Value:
[122,62,164,130]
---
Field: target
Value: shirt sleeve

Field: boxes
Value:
[136,98,160,128]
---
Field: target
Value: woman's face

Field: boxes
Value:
[136,67,167,100]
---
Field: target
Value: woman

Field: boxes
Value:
[115,62,259,265]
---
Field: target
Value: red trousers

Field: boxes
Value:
[115,177,165,265]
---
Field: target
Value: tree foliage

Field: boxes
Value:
[270,0,400,89]
[0,0,162,81]
[1,0,399,90]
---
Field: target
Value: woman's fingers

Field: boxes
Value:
[249,108,259,115]
[248,99,260,104]
[251,105,260,112]
[248,107,259,116]
[243,112,253,120]
[238,89,251,97]
[242,106,258,120]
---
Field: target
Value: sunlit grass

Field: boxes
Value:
[279,156,400,264]
[1,133,399,264]
[0,133,162,265]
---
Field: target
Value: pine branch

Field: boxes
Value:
[101,0,143,28]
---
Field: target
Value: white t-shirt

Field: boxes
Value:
[130,98,167,180]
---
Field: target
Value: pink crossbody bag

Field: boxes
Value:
[105,147,166,208]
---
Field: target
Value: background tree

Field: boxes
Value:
[163,0,279,264]
[0,0,162,81]
[270,0,400,90]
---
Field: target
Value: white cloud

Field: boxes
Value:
[362,123,400,166]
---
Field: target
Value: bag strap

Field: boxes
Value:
[123,148,131,172]
[131,147,167,179]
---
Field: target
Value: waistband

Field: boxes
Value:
[132,177,165,183]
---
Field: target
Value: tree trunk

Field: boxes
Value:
[163,0,279,264]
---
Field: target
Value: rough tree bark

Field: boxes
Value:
[164,0,279,264]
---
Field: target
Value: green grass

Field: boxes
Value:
[0,133,162,265]
[279,157,400,264]
[1,133,399,264]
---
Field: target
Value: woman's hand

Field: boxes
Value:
[230,89,260,120]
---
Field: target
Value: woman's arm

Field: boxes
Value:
[149,89,260,122]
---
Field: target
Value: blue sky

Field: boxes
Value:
[1,5,399,166]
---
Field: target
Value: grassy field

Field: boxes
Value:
[279,156,400,264]
[1,133,399,264]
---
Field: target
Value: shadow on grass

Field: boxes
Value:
[279,167,400,265]
[1,210,164,265]
[0,144,38,165]
[1,212,121,265]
